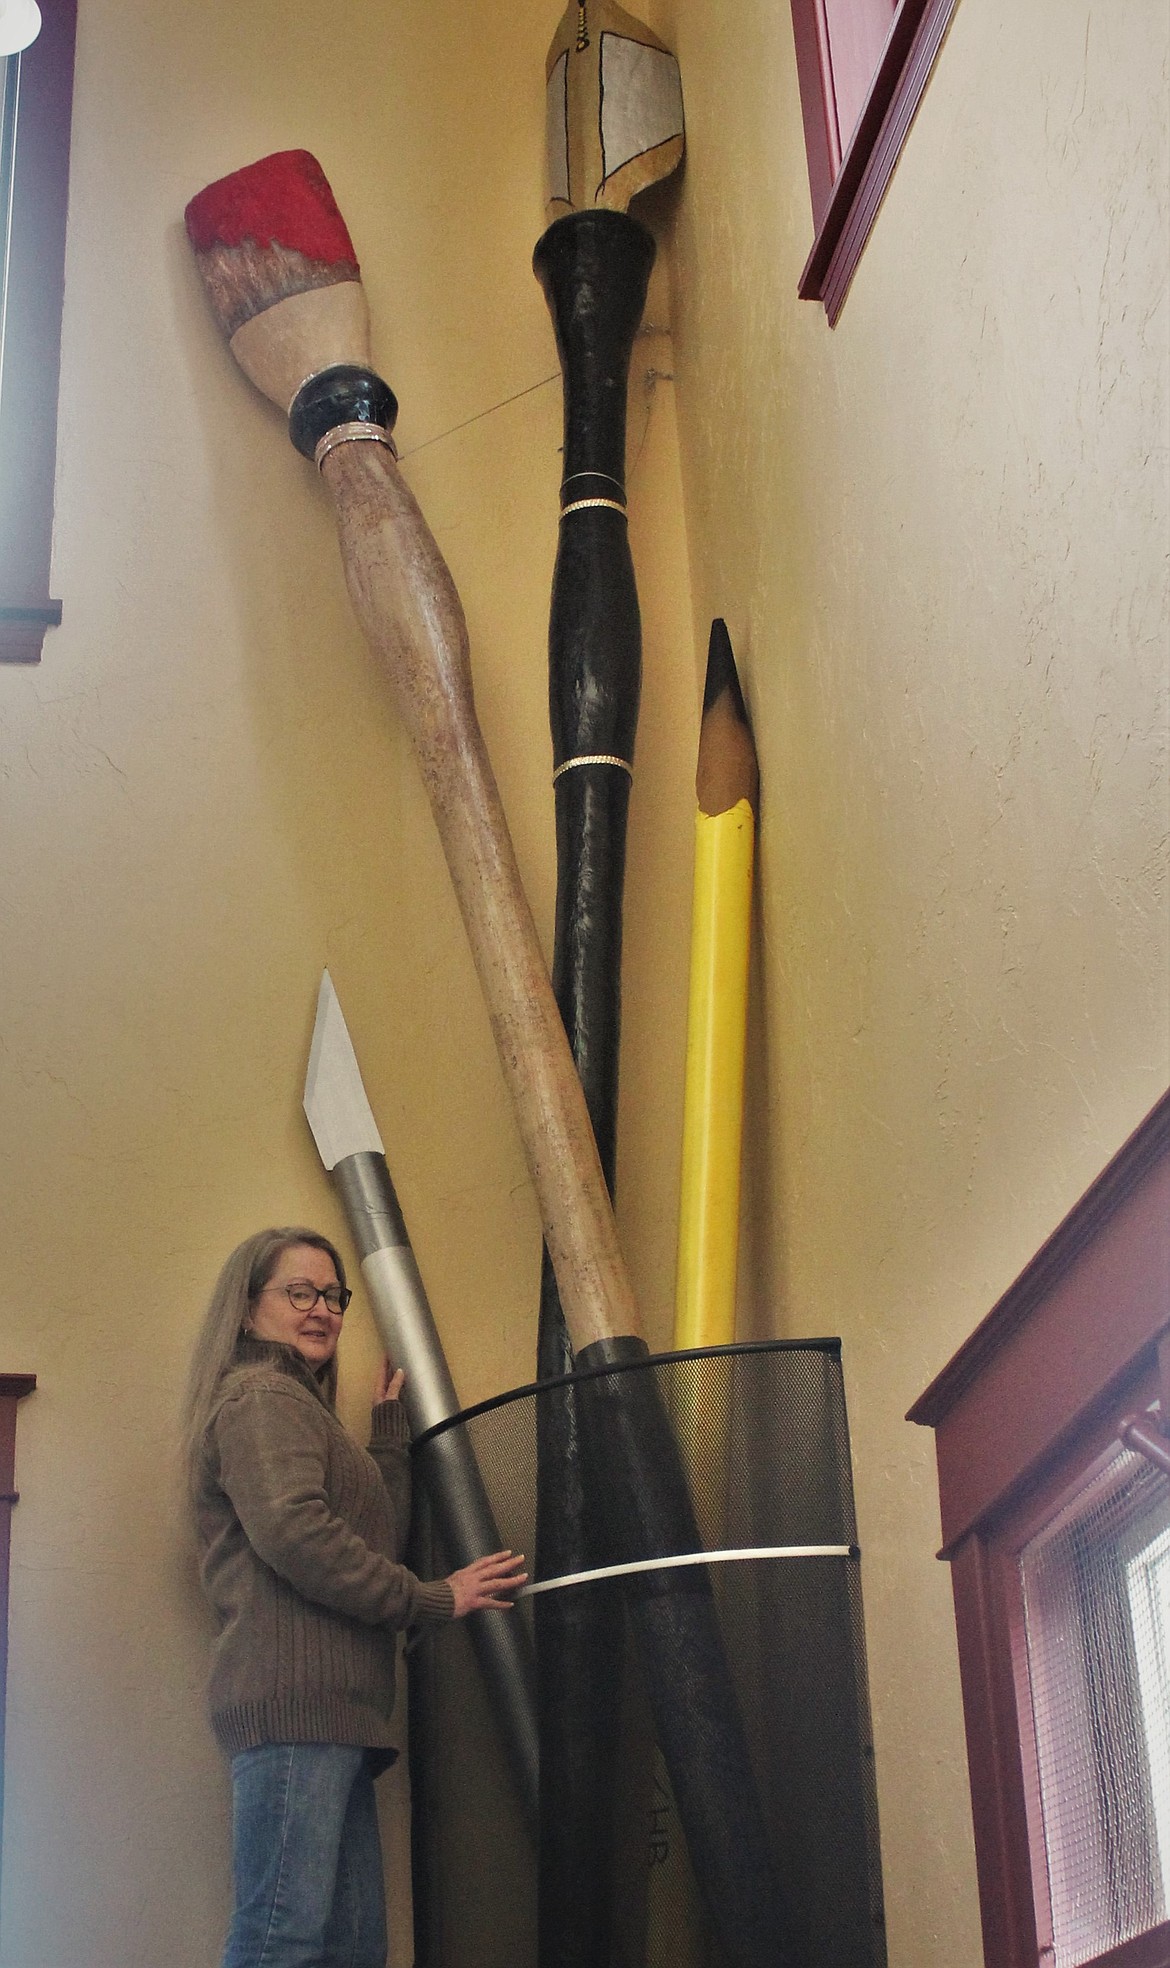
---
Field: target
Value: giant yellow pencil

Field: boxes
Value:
[646,621,759,1968]
[675,618,759,1351]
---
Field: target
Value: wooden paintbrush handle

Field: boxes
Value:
[319,437,640,1356]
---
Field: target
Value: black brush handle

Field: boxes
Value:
[533,210,796,1968]
[532,208,655,1968]
[535,208,653,1182]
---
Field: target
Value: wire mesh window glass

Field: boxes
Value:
[1019,1442,1170,1966]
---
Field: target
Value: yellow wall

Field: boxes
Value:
[649,0,1169,1958]
[1,0,1166,1963]
[0,2,692,1962]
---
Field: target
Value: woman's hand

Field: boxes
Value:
[447,1549,527,1617]
[374,1358,405,1404]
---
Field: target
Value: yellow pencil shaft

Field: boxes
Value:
[654,800,754,1968]
[674,799,755,1351]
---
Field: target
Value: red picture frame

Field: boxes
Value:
[790,0,962,325]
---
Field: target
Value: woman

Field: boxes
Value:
[182,1225,525,1968]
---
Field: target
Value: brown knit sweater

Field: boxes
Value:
[195,1337,454,1757]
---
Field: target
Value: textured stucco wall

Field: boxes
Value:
[0,3,694,1962]
[649,0,1169,1958]
[2,0,1166,1962]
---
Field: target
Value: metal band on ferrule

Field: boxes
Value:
[552,753,633,784]
[561,470,626,500]
[288,364,399,462]
[559,496,628,519]
[314,423,398,471]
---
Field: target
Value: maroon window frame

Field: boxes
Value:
[0,1373,35,1884]
[0,0,77,663]
[909,1092,1170,1968]
[790,0,962,325]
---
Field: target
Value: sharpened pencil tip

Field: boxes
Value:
[702,619,748,725]
[697,620,758,816]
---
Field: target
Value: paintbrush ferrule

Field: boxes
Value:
[315,424,398,471]
[559,496,627,518]
[551,751,632,783]
[288,363,398,461]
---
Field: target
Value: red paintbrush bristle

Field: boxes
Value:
[185,149,359,272]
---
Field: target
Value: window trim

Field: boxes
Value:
[909,1090,1170,1968]
[0,0,77,664]
[791,0,962,326]
[0,1372,36,1886]
[1002,1370,1169,1961]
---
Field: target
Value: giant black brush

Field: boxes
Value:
[533,14,792,1966]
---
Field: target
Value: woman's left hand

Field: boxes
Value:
[374,1359,405,1404]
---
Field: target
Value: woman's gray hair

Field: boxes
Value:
[180,1226,347,1501]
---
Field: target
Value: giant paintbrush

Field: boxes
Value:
[185,150,641,1364]
[533,0,684,1369]
[303,969,538,1830]
[533,10,681,1961]
[532,24,790,1960]
[536,22,794,1959]
[185,155,790,1968]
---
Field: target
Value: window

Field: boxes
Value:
[1017,1439,1170,1961]
[910,1092,1170,1968]
[0,0,77,663]
[789,0,962,324]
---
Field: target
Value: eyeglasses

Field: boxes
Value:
[257,1280,352,1316]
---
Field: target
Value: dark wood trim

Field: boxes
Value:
[948,1538,1040,1968]
[909,1098,1170,1549]
[794,0,961,326]
[911,1092,1170,1428]
[1002,1530,1056,1961]
[1087,1923,1170,1968]
[989,1358,1162,1562]
[940,1359,1170,1968]
[0,1373,35,1891]
[0,0,78,664]
[987,1357,1168,1962]
[913,1093,1170,1968]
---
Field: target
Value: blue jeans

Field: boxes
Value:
[222,1743,388,1968]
